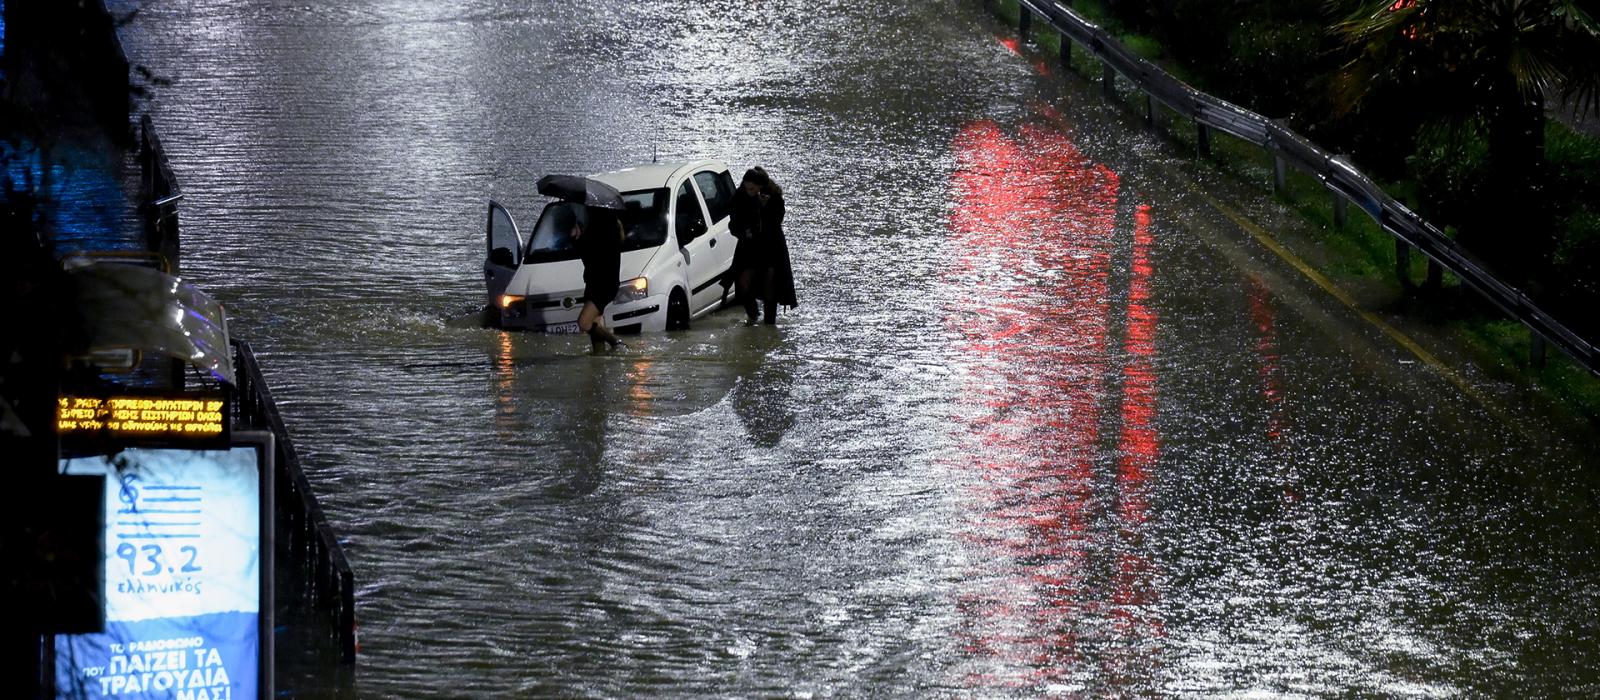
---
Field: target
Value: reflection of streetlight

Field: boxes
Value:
[624,356,655,416]
[490,331,518,440]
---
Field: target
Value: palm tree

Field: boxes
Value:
[1332,0,1600,278]
[1334,0,1600,177]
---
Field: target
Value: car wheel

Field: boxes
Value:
[667,288,690,331]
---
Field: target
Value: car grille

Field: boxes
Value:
[526,290,587,311]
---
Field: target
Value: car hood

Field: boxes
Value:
[507,247,658,297]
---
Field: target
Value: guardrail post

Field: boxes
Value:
[1395,240,1416,292]
[340,570,357,663]
[1059,32,1071,66]
[1424,260,1442,292]
[1144,93,1155,129]
[1531,333,1547,369]
[1101,64,1116,98]
[1333,193,1348,230]
[1196,123,1212,158]
[1269,119,1289,197]
[1019,6,1032,37]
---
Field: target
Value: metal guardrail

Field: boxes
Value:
[233,340,358,670]
[138,114,182,276]
[998,0,1599,376]
[110,7,356,688]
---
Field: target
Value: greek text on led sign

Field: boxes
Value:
[57,397,224,438]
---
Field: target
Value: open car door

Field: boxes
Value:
[484,200,523,307]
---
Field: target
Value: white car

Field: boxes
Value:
[483,160,741,333]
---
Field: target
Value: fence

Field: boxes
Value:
[991,0,1598,376]
[233,340,359,686]
[138,114,181,276]
[134,122,356,691]
[116,5,356,691]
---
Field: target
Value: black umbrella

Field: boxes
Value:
[536,174,626,210]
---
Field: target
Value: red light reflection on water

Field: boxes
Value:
[1247,278,1285,443]
[1119,207,1158,496]
[1108,204,1163,674]
[1247,277,1298,504]
[944,117,1163,689]
[995,35,1053,77]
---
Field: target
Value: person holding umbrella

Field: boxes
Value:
[574,208,626,351]
[537,175,627,351]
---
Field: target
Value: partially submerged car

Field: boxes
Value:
[483,160,740,333]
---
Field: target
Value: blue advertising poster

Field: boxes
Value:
[55,438,271,700]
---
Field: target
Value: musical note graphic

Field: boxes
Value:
[118,474,141,512]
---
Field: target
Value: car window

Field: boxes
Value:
[715,170,736,206]
[619,188,669,251]
[524,202,588,263]
[693,171,733,224]
[674,181,706,245]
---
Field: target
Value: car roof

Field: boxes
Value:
[592,160,728,193]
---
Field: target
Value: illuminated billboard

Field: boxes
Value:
[54,433,274,700]
[57,395,229,446]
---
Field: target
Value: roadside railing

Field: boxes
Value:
[993,0,1598,376]
[113,9,356,689]
[138,114,182,275]
[233,339,359,677]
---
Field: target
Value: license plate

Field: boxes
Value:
[541,321,581,334]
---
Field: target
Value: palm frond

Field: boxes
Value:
[1553,0,1600,36]
[1508,43,1562,101]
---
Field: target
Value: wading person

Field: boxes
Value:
[575,206,625,351]
[747,167,797,324]
[724,168,798,324]
[721,169,764,321]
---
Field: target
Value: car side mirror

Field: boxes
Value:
[488,247,516,268]
[677,218,707,247]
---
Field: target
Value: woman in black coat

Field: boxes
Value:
[727,167,798,324]
[721,171,762,317]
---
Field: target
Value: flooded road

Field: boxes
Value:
[110,0,1600,695]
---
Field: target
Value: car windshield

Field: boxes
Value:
[618,188,669,251]
[522,188,670,264]
[524,202,586,263]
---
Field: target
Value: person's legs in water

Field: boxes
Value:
[737,268,758,324]
[578,301,622,350]
[761,267,778,324]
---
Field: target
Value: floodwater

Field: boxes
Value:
[110,0,1599,695]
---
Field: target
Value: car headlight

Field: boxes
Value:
[499,294,526,319]
[614,277,648,304]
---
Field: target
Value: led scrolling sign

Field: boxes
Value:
[52,385,268,699]
[57,396,228,445]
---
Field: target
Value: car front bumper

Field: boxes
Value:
[497,293,668,334]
